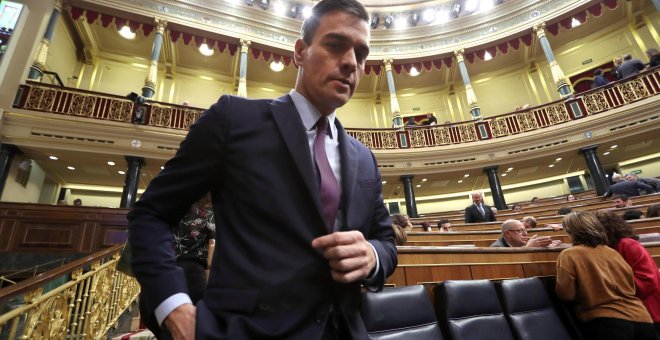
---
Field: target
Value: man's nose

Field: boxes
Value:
[340,49,357,72]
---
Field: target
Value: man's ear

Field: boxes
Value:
[294,38,306,67]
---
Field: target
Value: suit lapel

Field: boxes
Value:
[269,95,324,225]
[337,120,358,230]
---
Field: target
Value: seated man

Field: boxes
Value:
[511,204,522,213]
[622,210,643,220]
[557,206,572,215]
[437,219,452,232]
[521,216,537,229]
[612,194,634,208]
[491,220,559,248]
[625,173,660,191]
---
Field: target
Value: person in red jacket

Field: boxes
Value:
[597,211,660,334]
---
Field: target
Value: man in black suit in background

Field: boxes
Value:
[464,192,497,223]
[128,1,397,339]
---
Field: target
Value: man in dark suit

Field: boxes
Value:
[127,1,397,339]
[603,173,655,198]
[625,173,660,191]
[464,192,497,223]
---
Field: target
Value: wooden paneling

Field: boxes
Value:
[0,202,129,254]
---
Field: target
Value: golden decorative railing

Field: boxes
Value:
[0,245,140,339]
[13,67,659,150]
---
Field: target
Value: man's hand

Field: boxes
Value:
[164,303,196,340]
[525,235,553,248]
[312,231,376,283]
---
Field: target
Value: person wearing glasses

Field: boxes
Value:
[490,220,556,247]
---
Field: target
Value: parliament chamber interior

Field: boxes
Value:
[0,0,659,338]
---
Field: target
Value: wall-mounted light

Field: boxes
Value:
[423,8,436,23]
[384,15,394,29]
[273,1,286,15]
[270,60,284,72]
[199,43,214,56]
[370,14,379,29]
[118,25,136,40]
[409,12,420,26]
[302,6,312,18]
[288,4,298,18]
[409,66,420,77]
[484,51,493,61]
[571,17,581,28]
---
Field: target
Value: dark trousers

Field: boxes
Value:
[580,317,659,340]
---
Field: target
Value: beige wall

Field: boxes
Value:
[618,154,660,178]
[0,159,47,203]
[46,19,80,87]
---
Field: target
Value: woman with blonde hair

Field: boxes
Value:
[556,211,657,340]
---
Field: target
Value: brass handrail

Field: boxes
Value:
[0,244,140,339]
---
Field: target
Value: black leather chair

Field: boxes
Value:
[498,277,580,340]
[361,285,444,340]
[435,279,515,340]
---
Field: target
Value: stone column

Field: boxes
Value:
[0,144,20,198]
[383,59,403,129]
[142,18,168,98]
[400,175,418,218]
[454,49,481,120]
[484,166,507,210]
[120,156,145,208]
[27,0,63,80]
[237,39,251,97]
[533,23,572,97]
[579,145,609,196]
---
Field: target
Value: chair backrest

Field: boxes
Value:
[361,285,443,340]
[435,279,515,340]
[498,277,576,340]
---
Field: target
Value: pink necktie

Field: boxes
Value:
[314,117,340,231]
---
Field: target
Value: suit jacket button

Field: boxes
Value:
[258,302,272,312]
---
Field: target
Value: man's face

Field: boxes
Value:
[625,175,636,181]
[440,223,451,232]
[294,10,370,115]
[522,220,530,229]
[472,194,483,205]
[613,198,626,208]
[505,221,528,247]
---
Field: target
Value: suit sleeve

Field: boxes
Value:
[637,182,656,194]
[364,151,397,292]
[465,207,473,223]
[127,95,231,314]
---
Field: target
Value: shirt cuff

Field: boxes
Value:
[155,293,193,326]
[364,241,380,282]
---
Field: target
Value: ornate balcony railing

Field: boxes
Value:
[0,244,139,339]
[13,67,659,150]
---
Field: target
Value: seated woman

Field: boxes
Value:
[556,211,656,340]
[391,213,412,245]
[597,211,660,333]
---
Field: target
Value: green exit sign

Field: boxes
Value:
[630,169,642,174]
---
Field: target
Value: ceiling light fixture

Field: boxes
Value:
[610,145,618,149]
[118,170,126,175]
[270,60,284,72]
[464,174,470,177]
[67,166,75,170]
[548,164,555,168]
[118,25,136,40]
[199,43,214,56]
[409,12,420,26]
[571,17,581,28]
[422,8,436,23]
[501,173,507,176]
[416,184,422,188]
[160,166,165,170]
[437,9,450,23]
[422,178,428,182]
[555,157,562,161]
[107,161,115,166]
[464,0,478,12]
[49,156,58,160]
[382,180,387,184]
[395,16,407,29]
[506,167,513,171]
[302,6,312,18]
[603,151,610,155]
[479,0,495,12]
[458,180,463,183]
[273,1,286,16]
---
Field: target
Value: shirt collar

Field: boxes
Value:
[289,89,336,137]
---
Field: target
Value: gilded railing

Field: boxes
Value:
[0,245,140,339]
[13,67,659,149]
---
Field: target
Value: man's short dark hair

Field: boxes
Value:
[623,54,632,61]
[594,68,603,76]
[301,0,370,44]
[613,194,630,202]
[558,207,572,215]
[622,210,643,220]
[437,218,450,228]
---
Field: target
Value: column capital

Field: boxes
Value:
[483,165,499,173]
[533,22,546,39]
[125,155,145,166]
[454,49,465,63]
[579,144,599,154]
[382,58,394,70]
[240,39,251,52]
[154,17,168,34]
[54,0,64,11]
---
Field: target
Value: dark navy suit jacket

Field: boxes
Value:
[464,203,497,223]
[128,94,397,339]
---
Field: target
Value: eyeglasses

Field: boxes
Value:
[507,228,526,234]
